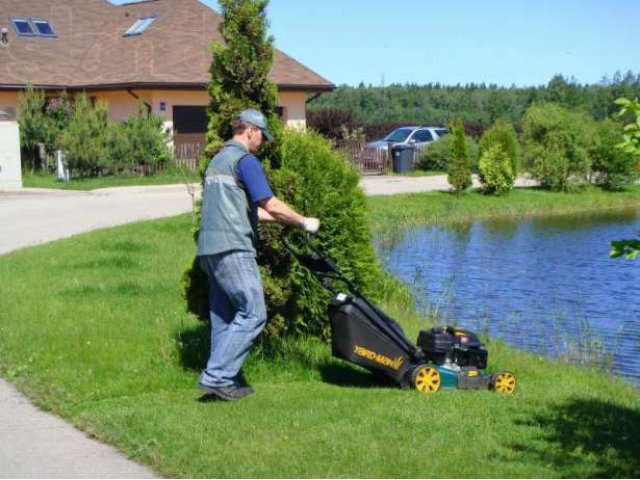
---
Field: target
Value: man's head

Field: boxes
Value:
[232,108,273,153]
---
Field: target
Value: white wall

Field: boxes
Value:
[95,89,308,131]
[0,87,309,135]
[278,91,307,130]
[0,120,23,189]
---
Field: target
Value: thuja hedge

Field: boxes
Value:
[184,129,386,340]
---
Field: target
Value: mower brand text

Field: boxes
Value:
[354,344,405,371]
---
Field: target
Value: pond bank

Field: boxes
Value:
[378,209,640,384]
[367,186,640,238]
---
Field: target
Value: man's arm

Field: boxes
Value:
[258,206,276,223]
[236,156,318,232]
[259,196,304,226]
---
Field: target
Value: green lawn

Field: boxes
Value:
[22,169,200,190]
[0,192,639,477]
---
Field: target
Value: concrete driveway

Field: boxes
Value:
[0,174,535,478]
[0,184,197,256]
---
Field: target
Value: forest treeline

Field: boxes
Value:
[308,71,640,139]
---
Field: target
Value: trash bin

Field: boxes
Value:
[392,144,414,173]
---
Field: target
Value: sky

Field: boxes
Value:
[116,0,640,88]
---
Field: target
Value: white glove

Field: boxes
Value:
[301,217,320,233]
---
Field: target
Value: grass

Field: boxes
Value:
[21,168,200,190]
[1,204,639,478]
[367,185,640,241]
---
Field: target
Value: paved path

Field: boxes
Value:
[359,173,538,196]
[0,174,535,478]
[0,184,198,256]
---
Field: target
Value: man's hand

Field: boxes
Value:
[301,217,320,233]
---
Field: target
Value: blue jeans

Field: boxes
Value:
[198,251,267,387]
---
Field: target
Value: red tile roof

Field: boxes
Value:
[0,0,334,92]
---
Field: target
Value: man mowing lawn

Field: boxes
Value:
[197,108,320,401]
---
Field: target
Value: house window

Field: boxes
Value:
[11,18,36,36]
[10,17,56,37]
[31,19,56,37]
[124,16,158,36]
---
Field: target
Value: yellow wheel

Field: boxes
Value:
[411,365,441,393]
[490,371,517,395]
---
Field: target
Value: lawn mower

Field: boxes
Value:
[283,234,516,395]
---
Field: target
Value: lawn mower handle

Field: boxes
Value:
[280,231,360,295]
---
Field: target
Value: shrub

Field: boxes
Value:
[17,86,71,171]
[447,120,472,195]
[59,94,111,177]
[57,96,170,177]
[259,129,386,339]
[479,119,520,177]
[609,97,640,260]
[121,105,172,172]
[184,128,386,341]
[522,103,596,191]
[307,108,361,140]
[104,121,133,174]
[18,86,49,171]
[590,119,639,190]
[418,134,479,172]
[478,143,515,195]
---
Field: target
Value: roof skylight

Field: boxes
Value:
[123,15,157,36]
[11,18,36,36]
[32,19,56,37]
[10,17,57,37]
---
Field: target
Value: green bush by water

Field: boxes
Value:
[418,132,479,172]
[522,103,595,191]
[478,143,515,195]
[479,119,520,177]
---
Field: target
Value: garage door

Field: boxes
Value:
[173,106,207,166]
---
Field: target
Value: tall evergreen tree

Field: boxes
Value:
[447,119,472,196]
[203,0,279,163]
[186,0,280,323]
[185,0,386,343]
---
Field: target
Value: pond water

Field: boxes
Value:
[378,208,640,385]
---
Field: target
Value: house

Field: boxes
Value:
[0,0,333,154]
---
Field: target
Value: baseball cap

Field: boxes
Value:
[237,108,273,142]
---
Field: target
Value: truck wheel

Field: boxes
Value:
[490,371,516,395]
[411,364,441,393]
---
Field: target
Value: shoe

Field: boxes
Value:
[198,383,254,401]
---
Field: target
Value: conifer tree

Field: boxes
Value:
[185,0,386,341]
[186,0,281,323]
[447,120,472,196]
[203,0,280,164]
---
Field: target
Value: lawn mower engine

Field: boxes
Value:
[416,326,513,392]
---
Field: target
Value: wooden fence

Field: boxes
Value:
[173,133,206,171]
[335,139,389,175]
[335,139,425,175]
[164,136,426,176]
